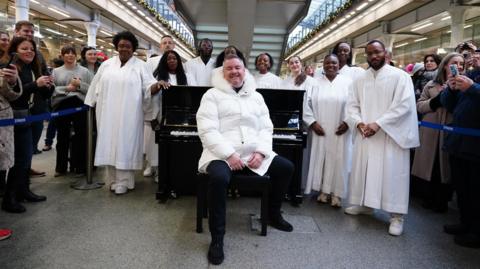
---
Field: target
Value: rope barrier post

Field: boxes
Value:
[71,106,104,190]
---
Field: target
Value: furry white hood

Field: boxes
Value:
[211,67,257,96]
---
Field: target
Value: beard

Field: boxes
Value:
[367,58,386,70]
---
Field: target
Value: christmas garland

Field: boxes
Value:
[285,0,357,57]
[136,0,194,51]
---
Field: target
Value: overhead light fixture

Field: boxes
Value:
[100,30,111,36]
[30,0,40,3]
[73,29,86,35]
[75,38,83,42]
[394,42,409,48]
[45,28,62,35]
[356,3,368,11]
[414,37,427,42]
[464,24,472,29]
[97,39,106,43]
[137,10,145,16]
[411,22,433,32]
[48,7,70,18]
[441,16,451,21]
[54,22,68,28]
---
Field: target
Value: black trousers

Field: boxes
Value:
[55,97,87,173]
[206,155,293,240]
[450,155,480,234]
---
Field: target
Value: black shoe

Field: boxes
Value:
[269,214,293,232]
[2,197,26,213]
[454,233,480,248]
[33,149,42,155]
[207,241,224,265]
[23,189,47,202]
[444,223,469,235]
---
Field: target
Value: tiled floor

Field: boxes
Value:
[0,147,479,269]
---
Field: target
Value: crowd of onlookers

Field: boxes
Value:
[1,18,479,250]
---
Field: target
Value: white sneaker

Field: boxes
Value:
[154,174,159,183]
[143,166,152,177]
[114,185,128,195]
[331,196,342,208]
[388,216,404,236]
[317,192,329,203]
[344,205,374,215]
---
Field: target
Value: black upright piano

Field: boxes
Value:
[155,86,306,205]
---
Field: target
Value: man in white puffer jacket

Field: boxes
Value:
[197,55,294,265]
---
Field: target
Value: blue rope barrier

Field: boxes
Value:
[0,105,89,127]
[0,106,479,137]
[418,121,480,137]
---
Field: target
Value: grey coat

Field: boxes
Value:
[411,81,452,183]
[0,76,22,170]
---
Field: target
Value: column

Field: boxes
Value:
[448,6,467,49]
[84,21,100,48]
[381,34,395,53]
[351,48,364,65]
[15,0,29,22]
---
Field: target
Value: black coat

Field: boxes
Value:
[440,81,480,161]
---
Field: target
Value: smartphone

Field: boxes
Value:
[449,64,458,77]
[6,52,18,68]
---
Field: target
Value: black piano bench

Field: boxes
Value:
[196,173,270,236]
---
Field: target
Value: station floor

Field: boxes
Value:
[1,145,479,269]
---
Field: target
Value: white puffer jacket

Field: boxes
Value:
[196,68,276,175]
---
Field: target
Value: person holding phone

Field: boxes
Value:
[440,52,480,249]
[51,45,93,177]
[0,47,21,240]
[1,36,53,213]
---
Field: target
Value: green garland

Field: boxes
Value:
[136,0,194,52]
[285,0,357,57]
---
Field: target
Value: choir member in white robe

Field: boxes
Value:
[146,51,197,186]
[253,53,283,89]
[84,31,162,195]
[185,38,215,86]
[344,40,419,236]
[315,42,364,82]
[282,56,318,192]
[303,55,352,208]
[143,35,176,177]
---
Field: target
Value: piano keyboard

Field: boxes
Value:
[169,131,297,141]
[170,130,198,136]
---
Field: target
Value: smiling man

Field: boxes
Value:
[344,40,419,236]
[196,55,294,265]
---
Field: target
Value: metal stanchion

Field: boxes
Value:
[71,107,104,190]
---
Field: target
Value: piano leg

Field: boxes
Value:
[156,140,170,203]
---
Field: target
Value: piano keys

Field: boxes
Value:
[155,86,306,205]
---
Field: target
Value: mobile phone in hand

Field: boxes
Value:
[6,52,18,68]
[449,64,458,77]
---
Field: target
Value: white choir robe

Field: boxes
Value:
[281,74,318,190]
[84,56,157,182]
[345,64,419,214]
[315,65,365,82]
[303,74,352,196]
[254,72,283,89]
[185,56,215,86]
[281,74,317,91]
[143,73,197,167]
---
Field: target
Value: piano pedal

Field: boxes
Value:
[169,190,178,199]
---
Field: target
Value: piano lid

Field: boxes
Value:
[256,88,305,131]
